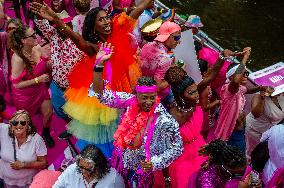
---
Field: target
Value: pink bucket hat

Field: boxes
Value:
[154,21,181,42]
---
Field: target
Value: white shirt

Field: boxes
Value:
[53,164,125,188]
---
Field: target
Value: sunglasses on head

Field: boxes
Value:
[172,35,181,41]
[23,32,37,39]
[10,120,28,126]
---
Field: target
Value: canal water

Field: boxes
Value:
[163,0,284,71]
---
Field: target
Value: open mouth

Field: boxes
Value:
[103,25,111,32]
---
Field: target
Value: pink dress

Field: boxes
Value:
[214,84,247,141]
[10,58,50,115]
[169,106,207,188]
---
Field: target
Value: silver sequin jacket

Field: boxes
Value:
[88,84,183,171]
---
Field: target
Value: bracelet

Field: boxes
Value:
[94,65,104,72]
[164,177,171,182]
[34,77,39,84]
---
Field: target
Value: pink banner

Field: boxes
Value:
[249,62,284,96]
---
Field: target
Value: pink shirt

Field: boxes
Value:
[140,41,173,98]
[0,123,47,187]
[214,83,247,141]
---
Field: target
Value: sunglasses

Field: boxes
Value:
[6,27,16,32]
[172,35,181,41]
[23,32,37,39]
[10,120,28,126]
[243,71,249,77]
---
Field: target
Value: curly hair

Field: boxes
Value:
[137,76,157,86]
[200,139,246,169]
[8,110,37,138]
[73,0,90,14]
[8,25,34,72]
[82,7,105,44]
[76,144,110,180]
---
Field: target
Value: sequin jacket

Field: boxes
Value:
[88,84,183,171]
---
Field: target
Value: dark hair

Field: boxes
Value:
[200,139,246,169]
[198,59,209,74]
[165,66,195,103]
[8,110,37,138]
[77,145,110,180]
[73,0,90,14]
[0,95,6,112]
[194,40,203,53]
[137,76,157,86]
[9,25,34,72]
[251,141,269,173]
[82,7,105,44]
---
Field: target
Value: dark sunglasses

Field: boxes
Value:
[243,71,249,77]
[172,35,181,41]
[23,32,37,39]
[10,120,28,126]
[78,165,93,173]
[6,27,16,32]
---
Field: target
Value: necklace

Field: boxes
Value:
[173,101,193,113]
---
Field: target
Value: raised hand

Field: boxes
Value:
[29,2,57,21]
[95,42,114,66]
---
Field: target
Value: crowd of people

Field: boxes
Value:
[0,0,284,187]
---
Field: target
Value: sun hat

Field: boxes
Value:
[154,21,181,43]
[184,15,203,28]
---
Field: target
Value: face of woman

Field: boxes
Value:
[94,10,112,36]
[22,28,38,47]
[78,159,95,179]
[6,22,17,33]
[183,83,199,104]
[10,114,29,137]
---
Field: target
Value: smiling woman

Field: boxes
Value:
[0,110,48,188]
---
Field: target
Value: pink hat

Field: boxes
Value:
[154,21,181,42]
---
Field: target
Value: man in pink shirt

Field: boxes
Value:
[140,21,181,106]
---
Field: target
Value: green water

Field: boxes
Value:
[162,0,284,71]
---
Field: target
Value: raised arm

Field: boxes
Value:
[228,47,251,93]
[30,2,98,57]
[198,49,238,93]
[129,0,153,20]
[89,43,134,109]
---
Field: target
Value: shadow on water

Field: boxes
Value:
[162,0,284,71]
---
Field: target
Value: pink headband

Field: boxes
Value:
[136,85,158,93]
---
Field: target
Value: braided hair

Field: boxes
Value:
[200,139,246,169]
[82,7,105,44]
[8,25,34,72]
[165,66,195,105]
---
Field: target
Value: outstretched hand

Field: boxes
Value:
[95,42,114,66]
[29,2,57,21]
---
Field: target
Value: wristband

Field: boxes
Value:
[94,65,104,72]
[34,77,39,84]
